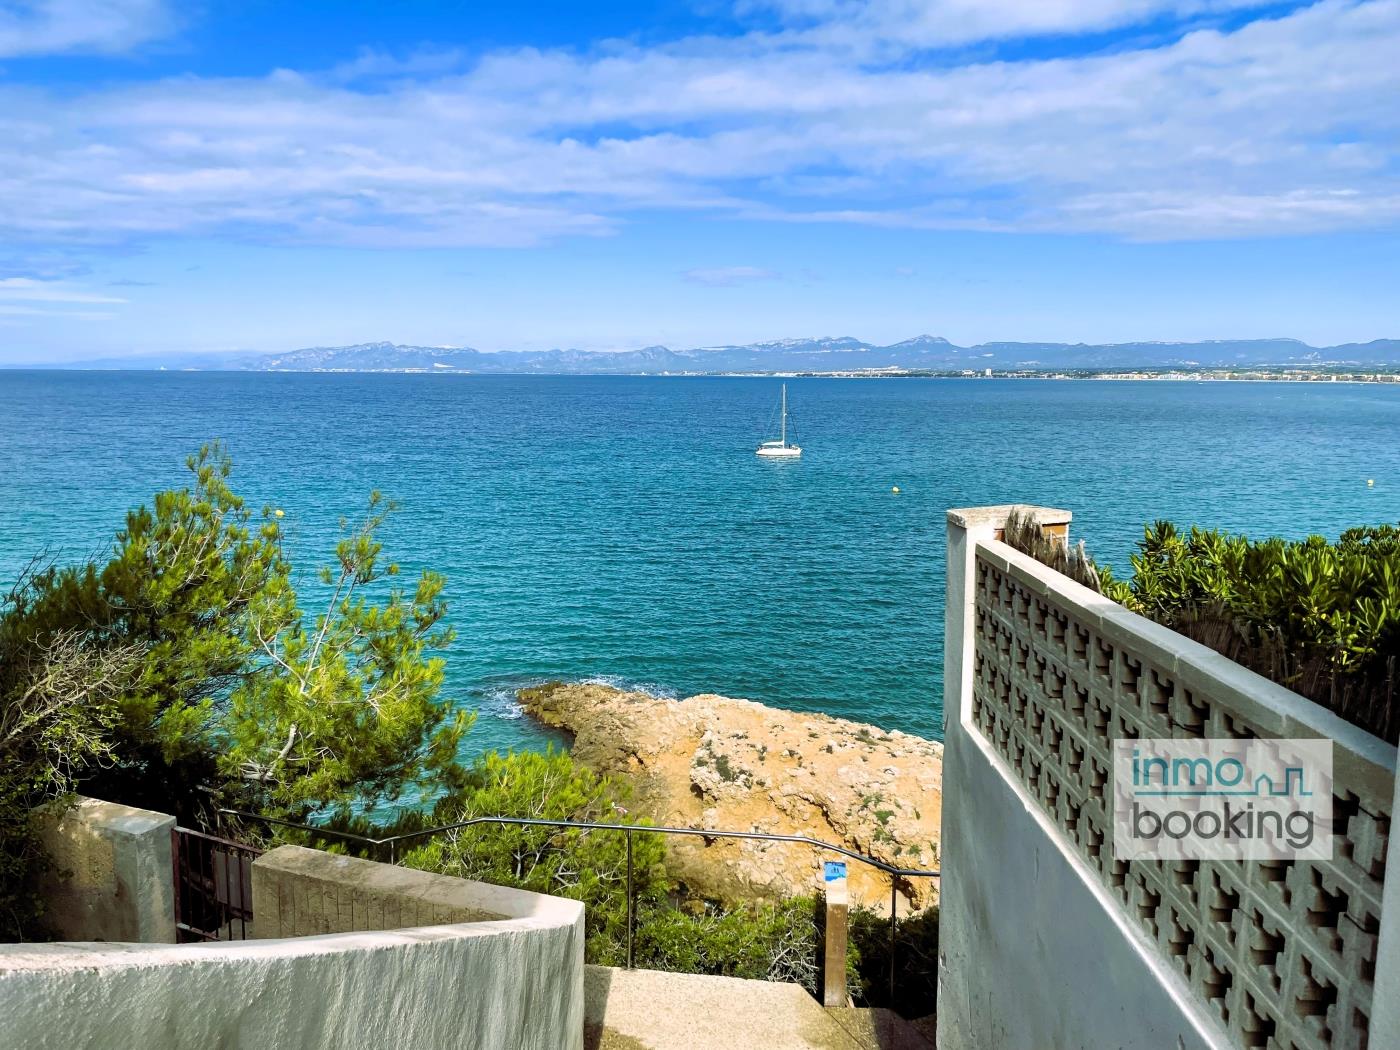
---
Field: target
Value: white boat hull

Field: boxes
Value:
[756,445,801,458]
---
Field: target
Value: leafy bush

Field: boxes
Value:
[392,750,936,1013]
[398,748,669,964]
[633,896,824,993]
[0,589,137,937]
[1,445,468,936]
[1105,522,1400,739]
[631,896,940,1014]
[1003,511,1400,740]
[850,905,939,1017]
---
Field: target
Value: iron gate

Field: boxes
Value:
[172,826,261,942]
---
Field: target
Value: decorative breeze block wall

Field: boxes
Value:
[971,542,1392,1050]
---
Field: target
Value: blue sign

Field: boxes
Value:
[823,861,847,882]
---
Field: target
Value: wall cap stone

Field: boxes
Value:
[56,797,176,838]
[252,844,582,930]
[947,504,1072,530]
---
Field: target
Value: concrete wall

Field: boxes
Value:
[937,505,1398,1050]
[940,709,1232,1050]
[250,843,568,935]
[36,796,176,943]
[940,505,1220,1050]
[0,845,586,1050]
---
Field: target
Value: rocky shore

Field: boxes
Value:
[518,682,943,912]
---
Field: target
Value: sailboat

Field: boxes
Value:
[756,383,802,458]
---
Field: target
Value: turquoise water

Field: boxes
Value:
[2,372,1398,754]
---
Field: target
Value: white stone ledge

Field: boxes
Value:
[251,844,574,936]
[0,847,585,1050]
[947,504,1072,531]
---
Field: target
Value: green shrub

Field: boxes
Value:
[1105,522,1400,739]
[633,896,827,993]
[633,895,939,1015]
[398,748,669,965]
[391,749,937,1014]
[1005,511,1400,740]
[850,905,939,1017]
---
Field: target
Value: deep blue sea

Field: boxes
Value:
[2,372,1397,754]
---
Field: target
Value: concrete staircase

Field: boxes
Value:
[583,966,935,1050]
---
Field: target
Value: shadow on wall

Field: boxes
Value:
[583,966,621,1050]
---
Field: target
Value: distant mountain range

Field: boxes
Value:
[23,336,1400,373]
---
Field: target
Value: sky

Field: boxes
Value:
[1,0,1398,363]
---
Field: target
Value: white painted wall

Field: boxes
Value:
[0,847,585,1050]
[939,506,1226,1050]
[938,699,1234,1049]
[936,505,1379,1050]
[1367,766,1400,1044]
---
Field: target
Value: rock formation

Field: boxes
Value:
[518,682,942,912]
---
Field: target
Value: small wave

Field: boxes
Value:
[467,673,682,721]
[579,674,680,700]
[473,681,534,720]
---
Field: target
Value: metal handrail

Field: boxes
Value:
[218,807,939,1002]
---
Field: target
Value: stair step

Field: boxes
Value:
[824,1007,937,1050]
[584,965,870,1049]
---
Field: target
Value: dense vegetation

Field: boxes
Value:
[0,447,936,1017]
[396,747,670,966]
[0,445,468,934]
[1104,522,1399,740]
[1005,510,1400,740]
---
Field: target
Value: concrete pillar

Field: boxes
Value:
[822,860,849,1007]
[942,505,1072,736]
[37,796,177,943]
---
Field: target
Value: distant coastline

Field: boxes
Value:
[12,334,1400,376]
[779,368,1400,383]
[13,366,1398,383]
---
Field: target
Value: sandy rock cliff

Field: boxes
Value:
[518,681,943,912]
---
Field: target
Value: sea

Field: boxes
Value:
[2,371,1397,755]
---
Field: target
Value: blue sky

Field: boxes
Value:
[1,0,1398,362]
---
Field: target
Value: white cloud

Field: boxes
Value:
[0,275,125,325]
[0,0,174,57]
[684,266,781,286]
[0,303,116,318]
[0,0,1396,245]
[0,276,126,302]
[741,0,1277,49]
[328,47,469,83]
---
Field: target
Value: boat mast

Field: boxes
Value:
[781,384,787,446]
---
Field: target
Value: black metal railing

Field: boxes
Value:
[217,807,938,1000]
[172,825,262,942]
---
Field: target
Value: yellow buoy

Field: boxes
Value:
[892,486,901,494]
[1368,479,1375,487]
[274,508,285,518]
